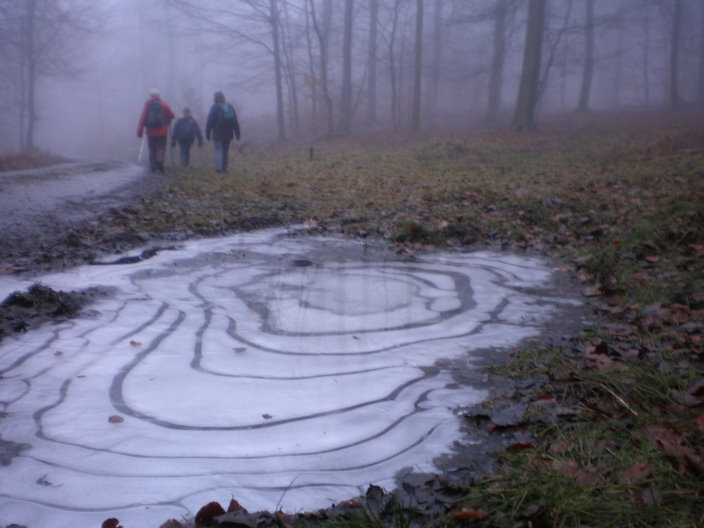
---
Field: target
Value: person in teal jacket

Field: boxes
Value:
[171,107,203,167]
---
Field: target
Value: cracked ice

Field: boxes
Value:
[0,229,577,527]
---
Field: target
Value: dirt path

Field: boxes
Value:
[0,160,169,273]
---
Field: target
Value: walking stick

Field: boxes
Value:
[137,134,146,164]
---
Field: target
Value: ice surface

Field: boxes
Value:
[0,229,576,527]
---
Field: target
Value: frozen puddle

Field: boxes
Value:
[0,229,577,527]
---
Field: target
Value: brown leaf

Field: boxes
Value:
[582,286,603,297]
[533,394,557,406]
[696,415,704,432]
[195,501,226,524]
[227,498,247,513]
[550,459,579,479]
[108,415,124,424]
[574,464,605,487]
[449,508,490,521]
[518,502,546,519]
[129,340,141,347]
[102,519,122,528]
[638,487,663,506]
[159,520,184,528]
[684,380,704,405]
[620,462,651,484]
[506,441,535,452]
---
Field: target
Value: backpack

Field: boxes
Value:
[145,100,165,128]
[218,102,236,128]
[179,118,197,141]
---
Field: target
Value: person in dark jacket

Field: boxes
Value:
[137,88,175,173]
[171,107,203,167]
[205,91,240,173]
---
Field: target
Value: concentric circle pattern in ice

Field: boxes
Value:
[0,229,577,527]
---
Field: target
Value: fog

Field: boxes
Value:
[1,0,703,158]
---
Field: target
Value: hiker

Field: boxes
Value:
[171,107,203,167]
[137,88,175,173]
[205,91,240,173]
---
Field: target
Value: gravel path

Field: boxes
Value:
[0,160,169,272]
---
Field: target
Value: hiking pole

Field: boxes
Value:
[137,134,146,164]
[169,123,174,168]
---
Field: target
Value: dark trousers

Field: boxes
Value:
[148,135,167,172]
[177,139,194,166]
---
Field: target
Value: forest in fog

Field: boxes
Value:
[1,0,703,158]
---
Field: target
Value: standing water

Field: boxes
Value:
[0,229,578,527]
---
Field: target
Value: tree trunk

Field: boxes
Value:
[428,0,443,125]
[512,0,546,132]
[280,1,300,137]
[642,6,651,107]
[337,0,354,135]
[577,0,594,112]
[486,0,507,123]
[311,0,334,135]
[366,0,378,126]
[411,0,423,132]
[698,3,704,107]
[388,0,401,129]
[669,0,683,110]
[270,0,287,142]
[304,0,318,134]
[24,0,37,151]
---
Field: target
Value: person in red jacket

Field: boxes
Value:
[137,88,175,173]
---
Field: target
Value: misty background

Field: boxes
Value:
[1,0,702,160]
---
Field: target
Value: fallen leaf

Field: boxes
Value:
[159,520,184,528]
[507,441,534,452]
[518,502,546,519]
[638,487,663,506]
[449,508,490,521]
[683,380,704,406]
[550,459,579,478]
[102,519,123,528]
[262,414,273,420]
[108,415,124,424]
[129,340,141,347]
[582,286,603,297]
[234,347,247,353]
[227,498,247,513]
[195,502,226,524]
[533,394,557,405]
[620,461,651,484]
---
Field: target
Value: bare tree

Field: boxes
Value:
[411,0,424,132]
[576,0,595,112]
[427,0,444,126]
[669,0,683,109]
[337,0,354,135]
[513,0,547,131]
[698,2,704,107]
[309,0,335,135]
[366,0,379,125]
[486,0,510,122]
[0,0,97,151]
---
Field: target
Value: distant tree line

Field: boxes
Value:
[1,0,703,151]
[166,0,704,141]
[0,0,98,152]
